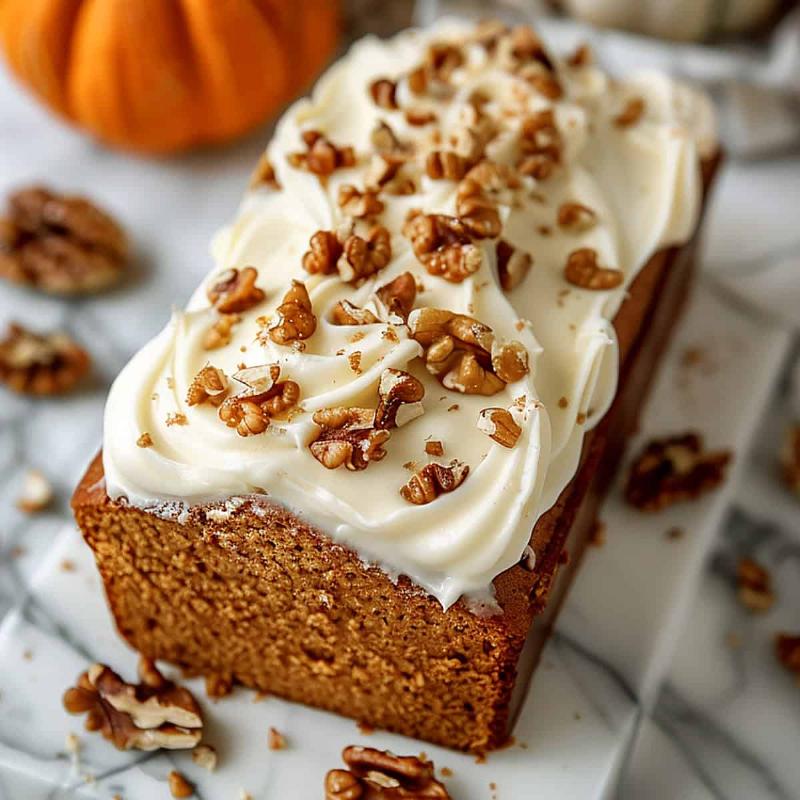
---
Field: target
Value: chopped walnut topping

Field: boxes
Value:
[287,130,356,177]
[267,727,286,751]
[492,340,529,383]
[331,299,379,326]
[780,424,800,494]
[192,744,218,772]
[425,42,465,83]
[499,25,554,73]
[455,177,502,240]
[478,407,522,448]
[405,108,438,127]
[401,460,469,505]
[403,211,481,283]
[249,153,281,190]
[207,267,265,314]
[267,280,317,345]
[203,312,241,351]
[736,558,774,612]
[218,364,300,436]
[558,202,597,232]
[615,97,646,127]
[168,771,194,799]
[325,746,451,800]
[375,271,417,321]
[407,64,428,95]
[0,323,90,395]
[522,70,563,100]
[137,433,154,448]
[426,150,469,181]
[348,351,362,373]
[0,185,128,295]
[165,412,187,427]
[471,19,509,52]
[517,110,562,180]
[186,365,229,407]
[564,248,624,290]
[63,658,202,751]
[338,226,392,284]
[425,440,444,457]
[496,239,532,291]
[567,43,593,68]
[370,120,407,156]
[303,230,343,276]
[338,185,385,219]
[374,368,425,429]
[310,407,390,471]
[369,77,398,110]
[16,469,53,513]
[775,633,800,677]
[624,433,732,511]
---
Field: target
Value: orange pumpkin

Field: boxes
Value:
[0,0,340,154]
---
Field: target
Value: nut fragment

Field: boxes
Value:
[0,323,90,395]
[425,150,469,181]
[779,424,800,494]
[62,658,203,751]
[370,120,407,156]
[325,746,451,800]
[330,300,379,326]
[775,633,800,677]
[736,557,774,612]
[16,469,53,513]
[369,78,398,110]
[249,153,281,190]
[337,226,392,284]
[267,727,286,751]
[564,248,624,290]
[375,271,417,321]
[492,340,529,383]
[403,211,481,283]
[268,280,317,345]
[557,202,597,232]
[517,110,562,180]
[287,130,356,177]
[310,407,390,471]
[203,312,241,351]
[218,364,300,436]
[499,25,554,72]
[186,365,229,407]
[614,97,646,127]
[374,368,425,430]
[478,407,522,448]
[401,460,469,505]
[338,185,385,219]
[425,42,465,83]
[0,185,128,294]
[192,744,218,772]
[624,433,732,512]
[303,230,344,276]
[168,771,194,798]
[456,176,502,240]
[496,239,532,291]
[207,267,265,313]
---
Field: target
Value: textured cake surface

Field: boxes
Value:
[100,20,716,607]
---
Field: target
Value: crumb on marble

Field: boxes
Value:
[267,726,286,750]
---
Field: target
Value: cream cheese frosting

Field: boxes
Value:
[103,20,716,609]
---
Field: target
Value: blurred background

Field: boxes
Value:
[0,1,798,798]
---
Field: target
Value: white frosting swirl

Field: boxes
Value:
[102,21,716,608]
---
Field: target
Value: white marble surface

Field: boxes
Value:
[1,21,799,800]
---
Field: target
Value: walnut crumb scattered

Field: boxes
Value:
[425,440,444,457]
[615,97,646,127]
[165,413,188,427]
[267,727,286,751]
[137,433,153,448]
[168,770,194,799]
[736,557,774,612]
[192,744,218,772]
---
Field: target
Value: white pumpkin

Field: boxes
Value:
[559,0,780,41]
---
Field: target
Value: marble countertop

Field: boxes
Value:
[1,12,799,800]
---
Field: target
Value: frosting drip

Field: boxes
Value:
[102,21,716,608]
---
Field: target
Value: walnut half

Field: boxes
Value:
[63,658,202,751]
[267,280,317,346]
[401,460,469,505]
[403,211,481,283]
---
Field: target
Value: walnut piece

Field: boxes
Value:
[186,365,229,407]
[325,746,451,800]
[0,323,90,395]
[192,744,218,772]
[63,658,202,751]
[557,202,597,232]
[736,557,774,612]
[287,130,356,177]
[499,25,554,72]
[331,299,380,326]
[403,211,481,283]
[375,271,417,321]
[496,239,532,291]
[425,42,465,83]
[267,727,286,751]
[168,771,194,799]
[338,184,385,219]
[369,78,398,110]
[203,312,241,351]
[564,248,624,290]
[408,307,527,395]
[268,280,317,345]
[624,433,732,511]
[310,407,390,471]
[249,153,281,190]
[303,230,344,276]
[338,226,392,284]
[775,633,800,677]
[0,185,128,295]
[517,110,562,180]
[456,174,502,239]
[401,460,469,505]
[615,97,646,127]
[207,266,265,314]
[477,407,522,448]
[780,424,800,495]
[425,150,469,181]
[218,364,300,436]
[16,468,53,513]
[374,368,425,429]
